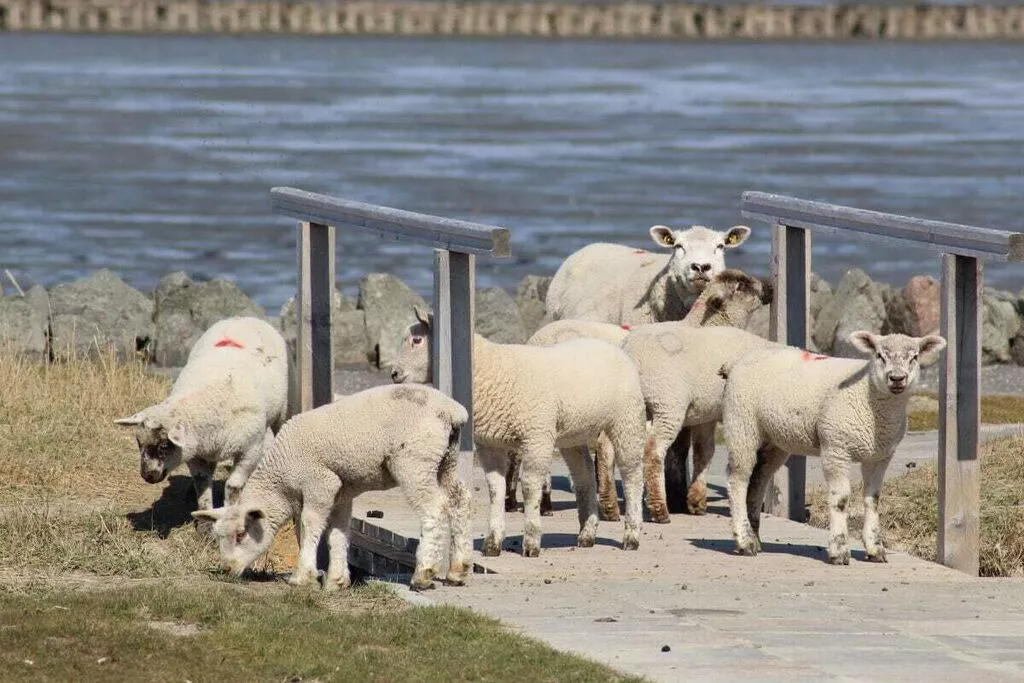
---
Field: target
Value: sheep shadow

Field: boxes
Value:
[473,533,622,554]
[126,475,225,538]
[690,537,879,565]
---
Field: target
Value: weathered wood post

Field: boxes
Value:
[297,221,336,411]
[938,254,982,575]
[766,222,810,520]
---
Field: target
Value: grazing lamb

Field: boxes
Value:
[391,307,646,557]
[193,383,472,592]
[115,316,289,515]
[545,224,751,327]
[721,331,946,564]
[513,268,773,521]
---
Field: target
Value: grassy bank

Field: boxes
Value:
[907,392,1024,432]
[0,351,639,681]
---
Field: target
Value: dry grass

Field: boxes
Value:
[808,433,1024,577]
[907,392,1024,432]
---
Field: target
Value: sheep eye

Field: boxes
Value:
[715,243,725,250]
[911,354,919,363]
[158,442,173,453]
[411,336,423,347]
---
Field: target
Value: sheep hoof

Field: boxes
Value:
[866,548,888,563]
[482,538,502,557]
[734,539,759,556]
[409,578,437,592]
[504,497,519,512]
[622,536,640,551]
[577,534,595,549]
[410,568,437,591]
[322,577,351,592]
[827,551,851,566]
[685,492,707,516]
[445,567,469,587]
[288,569,319,587]
[522,540,541,558]
[649,510,671,524]
[600,509,621,522]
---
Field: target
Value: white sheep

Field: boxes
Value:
[720,331,946,564]
[544,224,751,327]
[391,307,647,557]
[517,269,773,523]
[193,383,472,591]
[115,316,289,515]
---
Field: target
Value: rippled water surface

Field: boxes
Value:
[1,34,1022,307]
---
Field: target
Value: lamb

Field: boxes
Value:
[517,269,773,522]
[544,223,751,327]
[193,383,472,591]
[720,331,946,564]
[115,316,289,515]
[391,307,647,557]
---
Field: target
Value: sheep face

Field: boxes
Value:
[689,268,773,327]
[849,331,947,396]
[192,505,272,575]
[391,306,433,384]
[649,224,751,295]
[115,407,192,484]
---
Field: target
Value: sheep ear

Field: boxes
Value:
[759,278,775,305]
[114,410,147,426]
[191,508,224,522]
[166,422,192,449]
[723,225,751,248]
[918,335,947,364]
[413,305,433,329]
[649,225,676,248]
[848,331,879,355]
[245,508,265,525]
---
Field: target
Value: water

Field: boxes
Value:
[1,34,1022,309]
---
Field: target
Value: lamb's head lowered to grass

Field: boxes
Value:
[391,306,434,384]
[114,403,195,484]
[192,504,274,576]
[849,331,947,396]
[649,224,751,295]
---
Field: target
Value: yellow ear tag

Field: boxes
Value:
[726,233,738,245]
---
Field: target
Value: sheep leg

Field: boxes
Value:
[520,442,554,558]
[725,437,759,556]
[608,428,645,551]
[504,448,521,512]
[744,446,790,552]
[390,457,450,591]
[291,479,340,586]
[594,431,621,522]
[187,459,216,534]
[477,446,509,557]
[441,458,473,587]
[687,424,718,515]
[323,495,354,592]
[560,446,599,548]
[822,449,853,566]
[861,457,891,563]
[224,432,267,506]
[665,428,691,515]
[541,468,553,517]
[645,413,685,524]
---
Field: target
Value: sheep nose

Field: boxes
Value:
[691,263,712,274]
[390,369,401,383]
[889,373,907,384]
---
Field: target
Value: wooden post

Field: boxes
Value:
[449,252,476,486]
[938,253,981,575]
[432,250,453,397]
[766,223,810,521]
[296,221,335,412]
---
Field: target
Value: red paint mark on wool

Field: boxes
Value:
[620,324,633,331]
[214,337,245,349]
[800,350,827,361]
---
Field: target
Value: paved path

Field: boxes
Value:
[354,425,1024,682]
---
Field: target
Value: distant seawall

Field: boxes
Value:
[2,1,1023,39]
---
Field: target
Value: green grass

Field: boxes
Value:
[907,392,1024,432]
[0,582,637,683]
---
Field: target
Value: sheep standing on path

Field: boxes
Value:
[391,308,647,557]
[545,224,751,327]
[721,331,946,564]
[115,317,289,517]
[194,384,472,592]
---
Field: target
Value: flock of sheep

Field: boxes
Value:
[115,222,946,591]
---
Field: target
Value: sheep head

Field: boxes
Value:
[391,305,433,384]
[683,268,772,329]
[849,331,947,396]
[649,224,751,295]
[192,505,272,576]
[114,404,195,484]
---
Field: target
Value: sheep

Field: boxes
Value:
[115,316,289,517]
[544,224,751,327]
[516,269,773,523]
[391,307,647,557]
[192,383,472,592]
[720,331,946,564]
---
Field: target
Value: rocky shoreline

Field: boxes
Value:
[2,266,1024,374]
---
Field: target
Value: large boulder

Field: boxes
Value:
[981,287,1021,365]
[813,269,890,357]
[884,275,941,337]
[49,269,153,360]
[742,273,829,348]
[358,273,428,370]
[0,286,49,359]
[279,290,371,366]
[151,272,266,367]
[515,275,552,339]
[476,287,528,344]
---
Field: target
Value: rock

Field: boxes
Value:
[476,287,527,344]
[809,272,833,325]
[279,291,370,367]
[48,269,153,360]
[0,289,49,358]
[740,274,826,349]
[981,287,1021,365]
[515,275,552,339]
[358,273,428,370]
[813,269,890,357]
[885,275,940,337]
[151,272,266,367]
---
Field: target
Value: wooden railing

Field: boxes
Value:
[270,186,511,483]
[740,191,1024,575]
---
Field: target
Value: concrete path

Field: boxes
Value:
[353,425,1024,682]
